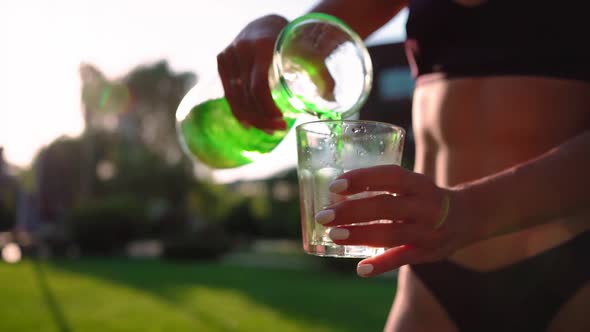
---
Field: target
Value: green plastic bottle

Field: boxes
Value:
[176,13,373,169]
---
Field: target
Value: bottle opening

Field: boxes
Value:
[271,13,373,120]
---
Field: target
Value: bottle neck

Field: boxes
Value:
[268,66,305,120]
[268,13,373,122]
[268,63,347,121]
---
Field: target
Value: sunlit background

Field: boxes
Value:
[0,1,411,331]
[1,0,406,180]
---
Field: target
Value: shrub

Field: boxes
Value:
[162,222,232,261]
[0,202,15,232]
[0,192,16,232]
[66,195,149,255]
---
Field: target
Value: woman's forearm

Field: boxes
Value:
[309,0,406,39]
[457,130,590,239]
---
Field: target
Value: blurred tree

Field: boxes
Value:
[186,180,242,223]
[29,59,310,257]
[76,60,197,230]
[123,61,196,164]
[32,129,199,253]
[222,200,263,237]
[66,194,148,255]
[0,147,17,231]
[34,137,85,224]
[93,134,197,237]
[79,61,196,201]
[0,190,16,233]
[80,61,196,163]
[213,169,301,241]
[263,169,301,239]
[0,200,15,232]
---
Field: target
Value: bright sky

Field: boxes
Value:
[0,0,407,183]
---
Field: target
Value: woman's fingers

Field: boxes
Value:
[249,39,286,130]
[356,245,428,277]
[329,165,428,196]
[315,194,420,226]
[233,42,262,127]
[217,14,288,132]
[325,165,451,230]
[219,41,286,131]
[328,222,424,248]
[217,48,252,127]
[357,245,424,277]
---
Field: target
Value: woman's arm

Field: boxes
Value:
[320,130,590,276]
[309,0,407,39]
[458,130,590,239]
[217,0,406,131]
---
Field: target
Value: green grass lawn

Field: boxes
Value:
[0,258,397,332]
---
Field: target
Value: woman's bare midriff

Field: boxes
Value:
[412,75,590,271]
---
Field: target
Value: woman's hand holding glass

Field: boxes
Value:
[316,165,482,277]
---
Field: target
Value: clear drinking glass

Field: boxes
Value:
[296,120,405,258]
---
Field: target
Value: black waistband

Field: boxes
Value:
[405,0,590,83]
[409,45,590,84]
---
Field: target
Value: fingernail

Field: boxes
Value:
[328,228,349,240]
[315,209,335,225]
[357,264,374,277]
[329,179,348,193]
